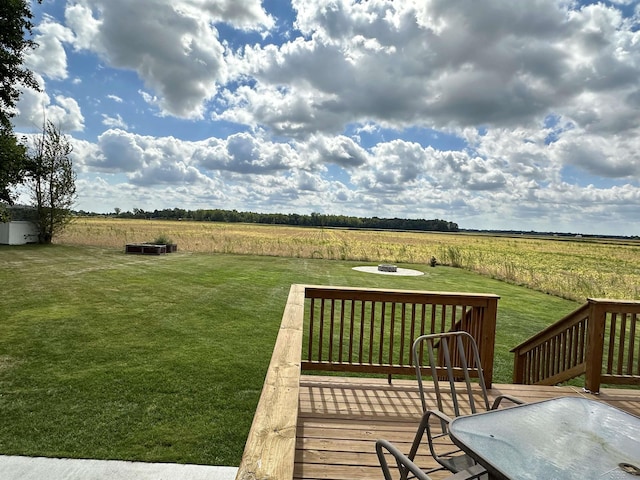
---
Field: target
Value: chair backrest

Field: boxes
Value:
[412,331,490,417]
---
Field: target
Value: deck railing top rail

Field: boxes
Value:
[511,303,590,354]
[304,284,500,302]
[235,284,305,480]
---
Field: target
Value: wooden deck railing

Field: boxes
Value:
[511,298,640,393]
[301,285,500,387]
[235,284,501,480]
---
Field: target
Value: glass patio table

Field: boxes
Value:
[448,396,640,480]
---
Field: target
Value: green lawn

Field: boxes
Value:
[0,244,578,465]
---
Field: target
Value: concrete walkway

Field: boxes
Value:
[0,455,238,480]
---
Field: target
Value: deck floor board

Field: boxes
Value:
[295,375,640,480]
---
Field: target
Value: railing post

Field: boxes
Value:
[478,297,498,388]
[512,346,525,384]
[585,299,606,394]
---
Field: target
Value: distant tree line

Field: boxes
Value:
[97,207,459,232]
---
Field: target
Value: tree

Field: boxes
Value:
[1,0,42,203]
[1,0,41,129]
[0,131,28,204]
[27,120,76,243]
[132,207,146,218]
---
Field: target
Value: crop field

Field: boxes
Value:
[59,217,640,301]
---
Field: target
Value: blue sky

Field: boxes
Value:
[12,0,640,235]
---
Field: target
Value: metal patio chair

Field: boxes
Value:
[376,439,487,480]
[407,331,524,474]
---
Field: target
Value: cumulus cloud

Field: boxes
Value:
[300,135,368,169]
[551,129,640,178]
[129,161,206,187]
[185,0,274,29]
[24,15,75,80]
[217,0,640,214]
[13,0,640,235]
[14,18,85,134]
[86,129,146,173]
[227,0,570,132]
[82,129,311,185]
[67,121,640,234]
[14,75,85,132]
[101,113,128,129]
[194,132,308,173]
[228,1,640,140]
[65,0,226,118]
[63,0,272,119]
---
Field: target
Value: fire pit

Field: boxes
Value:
[377,264,398,272]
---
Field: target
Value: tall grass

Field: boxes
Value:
[58,218,640,301]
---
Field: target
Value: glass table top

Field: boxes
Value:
[449,396,640,480]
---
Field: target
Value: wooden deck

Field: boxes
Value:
[295,375,640,480]
[235,286,640,480]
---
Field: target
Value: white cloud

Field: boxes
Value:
[467,126,557,183]
[86,129,145,173]
[228,0,571,133]
[24,15,75,80]
[229,1,640,140]
[64,2,101,50]
[195,132,309,174]
[298,134,368,169]
[129,161,208,187]
[48,95,85,132]
[550,128,640,178]
[101,113,128,129]
[180,0,274,30]
[69,138,101,172]
[13,0,640,236]
[84,129,314,178]
[63,0,272,119]
[14,75,85,132]
[68,125,640,235]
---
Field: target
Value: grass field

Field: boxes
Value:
[1,243,578,466]
[59,217,640,301]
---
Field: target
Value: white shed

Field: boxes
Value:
[0,221,39,245]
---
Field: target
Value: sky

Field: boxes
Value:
[11,0,640,235]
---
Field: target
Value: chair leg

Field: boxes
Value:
[376,439,433,480]
[408,410,476,474]
[377,439,488,480]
